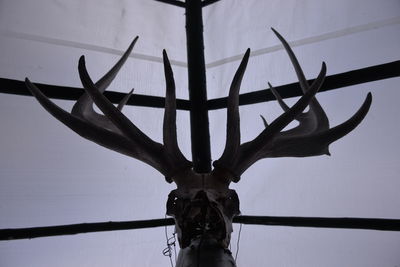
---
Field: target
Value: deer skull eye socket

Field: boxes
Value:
[223,190,241,217]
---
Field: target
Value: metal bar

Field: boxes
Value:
[207,60,400,110]
[0,78,191,110]
[1,61,398,111]
[234,216,400,231]
[185,0,212,173]
[202,0,221,7]
[2,215,400,241]
[154,0,185,8]
[0,219,175,241]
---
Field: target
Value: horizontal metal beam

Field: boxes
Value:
[1,61,398,111]
[207,60,400,110]
[0,219,175,240]
[235,216,400,231]
[0,78,191,110]
[2,216,399,240]
[202,0,221,7]
[154,0,185,8]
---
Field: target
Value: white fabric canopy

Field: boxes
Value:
[0,0,399,266]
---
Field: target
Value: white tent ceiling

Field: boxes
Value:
[0,0,399,266]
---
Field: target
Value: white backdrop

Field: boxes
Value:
[1,0,400,266]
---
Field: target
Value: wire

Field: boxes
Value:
[173,233,177,263]
[235,223,243,261]
[163,215,177,267]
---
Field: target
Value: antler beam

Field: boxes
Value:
[26,38,192,180]
[213,29,372,182]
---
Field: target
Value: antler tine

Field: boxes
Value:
[78,56,158,147]
[268,82,325,135]
[252,63,326,146]
[272,28,329,130]
[162,50,192,179]
[72,36,138,116]
[271,28,308,92]
[269,82,290,111]
[117,89,134,111]
[213,49,250,179]
[71,37,138,133]
[260,115,268,127]
[318,93,372,145]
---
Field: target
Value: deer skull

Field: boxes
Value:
[166,168,240,248]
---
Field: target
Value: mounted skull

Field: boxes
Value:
[25,29,371,265]
[166,168,240,249]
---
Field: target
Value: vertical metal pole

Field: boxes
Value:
[185,0,212,173]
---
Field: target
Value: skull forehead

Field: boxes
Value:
[172,168,232,193]
[171,187,227,201]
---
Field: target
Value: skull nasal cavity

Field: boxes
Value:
[194,190,208,201]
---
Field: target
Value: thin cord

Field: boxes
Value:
[163,227,174,267]
[163,215,176,267]
[173,232,177,263]
[235,223,243,261]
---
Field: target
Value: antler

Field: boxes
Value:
[213,29,372,182]
[26,37,192,180]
